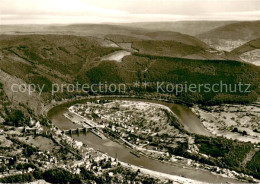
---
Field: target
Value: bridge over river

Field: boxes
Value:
[63,125,105,139]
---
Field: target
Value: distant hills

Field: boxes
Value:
[0,34,259,108]
[144,31,209,48]
[1,21,260,53]
[0,24,148,38]
[0,21,260,109]
[117,21,236,36]
[105,32,227,60]
[105,31,209,48]
[1,21,260,63]
[197,21,260,51]
[198,21,260,40]
[0,21,235,37]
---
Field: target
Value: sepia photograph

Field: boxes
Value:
[0,0,260,183]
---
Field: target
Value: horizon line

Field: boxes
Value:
[1,19,260,26]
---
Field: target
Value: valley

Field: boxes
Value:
[0,20,260,183]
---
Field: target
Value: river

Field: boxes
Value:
[47,97,238,183]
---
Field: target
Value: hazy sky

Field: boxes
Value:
[0,0,259,24]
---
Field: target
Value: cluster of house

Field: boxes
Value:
[50,123,121,177]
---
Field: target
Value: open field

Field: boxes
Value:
[192,103,260,143]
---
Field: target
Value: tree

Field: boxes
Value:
[43,168,81,184]
[232,127,238,132]
[23,146,36,157]
[5,109,24,127]
[242,131,247,136]
[0,165,6,173]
